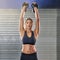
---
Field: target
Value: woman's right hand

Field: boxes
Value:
[22,2,29,12]
[22,6,27,12]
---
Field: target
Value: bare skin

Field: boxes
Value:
[19,4,40,54]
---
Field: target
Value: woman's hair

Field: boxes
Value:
[25,18,33,23]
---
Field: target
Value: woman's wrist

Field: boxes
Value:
[22,6,27,12]
[34,7,38,12]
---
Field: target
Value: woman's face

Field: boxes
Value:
[25,20,33,30]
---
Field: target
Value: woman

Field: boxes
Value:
[19,2,40,60]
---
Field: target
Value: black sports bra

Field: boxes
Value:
[22,31,36,45]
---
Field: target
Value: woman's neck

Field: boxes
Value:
[26,29,32,33]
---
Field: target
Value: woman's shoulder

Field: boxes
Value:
[33,30,38,40]
[20,29,26,40]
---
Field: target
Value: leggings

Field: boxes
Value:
[20,52,38,60]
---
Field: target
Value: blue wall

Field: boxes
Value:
[0,0,59,9]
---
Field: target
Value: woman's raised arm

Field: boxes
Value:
[19,2,28,38]
[32,3,40,39]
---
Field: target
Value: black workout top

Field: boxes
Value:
[22,31,36,45]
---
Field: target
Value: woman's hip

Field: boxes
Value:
[20,52,38,60]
